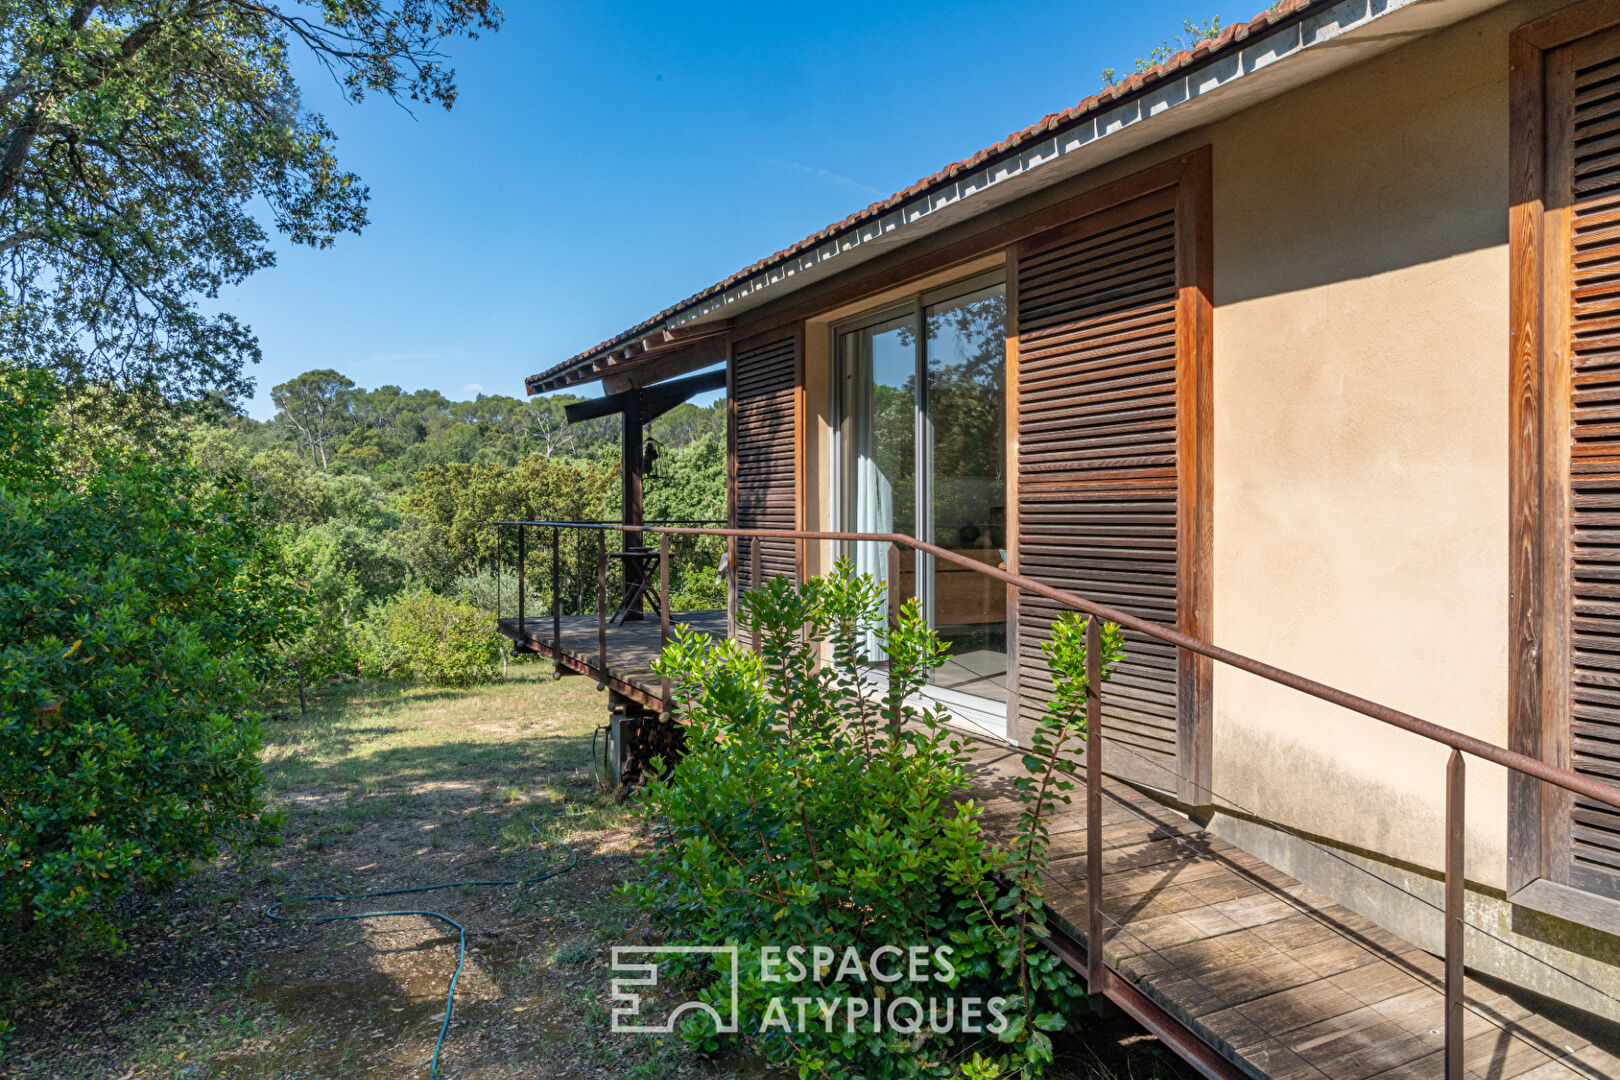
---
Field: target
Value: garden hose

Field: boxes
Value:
[264,823,579,1078]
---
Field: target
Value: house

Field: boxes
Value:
[509,0,1620,1072]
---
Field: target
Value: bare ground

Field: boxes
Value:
[0,665,1195,1080]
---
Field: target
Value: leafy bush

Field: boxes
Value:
[358,589,502,686]
[0,370,294,951]
[397,455,614,595]
[271,519,409,678]
[624,562,1095,1078]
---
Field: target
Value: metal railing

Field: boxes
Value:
[497,519,727,714]
[493,519,1620,1080]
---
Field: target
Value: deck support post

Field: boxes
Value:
[660,533,672,719]
[597,530,608,689]
[1444,748,1465,1080]
[552,527,562,679]
[1085,614,1105,995]
[516,524,526,635]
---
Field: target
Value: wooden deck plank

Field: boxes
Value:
[509,614,1619,1080]
[498,610,726,700]
[964,755,1619,1080]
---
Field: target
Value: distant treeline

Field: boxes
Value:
[225,367,724,481]
[191,369,728,681]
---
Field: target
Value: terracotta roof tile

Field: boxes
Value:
[528,0,1316,393]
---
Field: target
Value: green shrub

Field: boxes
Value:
[624,561,1097,1079]
[0,370,294,951]
[358,589,502,686]
[271,519,408,678]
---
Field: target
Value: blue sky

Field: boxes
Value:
[227,1,1256,420]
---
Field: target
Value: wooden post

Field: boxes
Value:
[1086,614,1105,995]
[1444,749,1466,1080]
[597,530,608,689]
[622,388,645,620]
[660,533,672,718]
[516,524,526,635]
[727,534,738,640]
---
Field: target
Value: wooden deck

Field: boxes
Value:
[961,740,1620,1080]
[497,612,1619,1079]
[496,611,726,708]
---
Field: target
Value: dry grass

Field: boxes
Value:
[0,663,1194,1080]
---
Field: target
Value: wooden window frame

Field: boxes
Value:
[722,148,1212,796]
[1508,0,1620,934]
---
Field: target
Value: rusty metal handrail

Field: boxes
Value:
[495,517,1619,1080]
[495,519,1618,812]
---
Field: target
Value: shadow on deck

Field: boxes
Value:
[961,741,1620,1080]
[495,611,1620,1080]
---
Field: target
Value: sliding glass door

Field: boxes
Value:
[838,277,1007,709]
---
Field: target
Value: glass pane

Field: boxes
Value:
[841,315,918,661]
[924,284,1007,701]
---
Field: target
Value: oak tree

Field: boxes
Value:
[0,1,501,409]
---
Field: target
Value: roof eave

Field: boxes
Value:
[528,0,1510,394]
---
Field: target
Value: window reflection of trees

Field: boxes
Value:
[928,293,1006,552]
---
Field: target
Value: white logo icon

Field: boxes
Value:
[610,945,740,1034]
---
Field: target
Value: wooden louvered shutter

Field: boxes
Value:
[1546,24,1620,898]
[1012,173,1209,799]
[730,333,802,596]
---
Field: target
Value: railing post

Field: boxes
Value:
[1085,614,1105,995]
[660,532,672,718]
[727,533,738,641]
[516,524,526,636]
[551,527,562,679]
[887,542,901,631]
[750,537,762,655]
[597,529,607,690]
[1445,748,1466,1080]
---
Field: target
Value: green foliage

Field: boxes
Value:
[357,589,502,687]
[1101,17,1224,86]
[272,519,408,677]
[214,370,726,486]
[191,370,729,674]
[624,562,1082,1079]
[400,454,615,599]
[0,370,293,951]
[0,2,500,413]
[271,369,356,470]
[646,431,728,609]
[1007,613,1125,1011]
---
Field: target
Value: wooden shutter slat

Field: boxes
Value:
[1016,204,1182,790]
[732,335,799,592]
[1561,31,1620,896]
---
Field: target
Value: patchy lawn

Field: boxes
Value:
[0,664,1195,1080]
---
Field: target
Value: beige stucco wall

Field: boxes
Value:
[774,0,1620,1013]
[1204,0,1526,885]
[787,0,1526,878]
